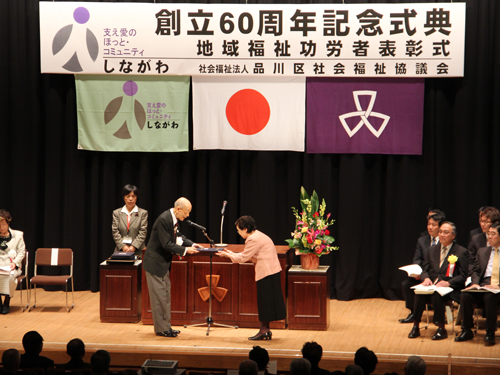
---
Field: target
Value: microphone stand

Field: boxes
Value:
[215,214,227,248]
[184,229,238,336]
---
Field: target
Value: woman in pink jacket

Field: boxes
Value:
[217,216,286,340]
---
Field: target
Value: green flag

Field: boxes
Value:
[76,75,190,152]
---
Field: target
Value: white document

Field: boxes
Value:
[411,284,453,296]
[399,264,422,278]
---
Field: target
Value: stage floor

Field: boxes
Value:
[1,290,499,374]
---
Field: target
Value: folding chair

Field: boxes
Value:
[16,250,29,312]
[29,248,74,312]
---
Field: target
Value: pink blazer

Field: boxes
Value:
[228,230,282,281]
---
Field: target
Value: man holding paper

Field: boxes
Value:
[408,222,468,340]
[456,222,500,346]
[400,212,445,323]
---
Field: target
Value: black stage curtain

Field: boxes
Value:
[1,0,499,300]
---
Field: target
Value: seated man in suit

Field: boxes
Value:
[468,206,489,245]
[400,213,445,323]
[467,207,499,276]
[456,222,500,346]
[408,221,468,340]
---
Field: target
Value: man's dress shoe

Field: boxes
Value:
[408,326,420,339]
[431,327,448,340]
[399,313,414,323]
[156,330,178,337]
[454,329,474,342]
[484,330,495,346]
[170,329,181,334]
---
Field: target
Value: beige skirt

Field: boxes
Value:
[0,269,22,296]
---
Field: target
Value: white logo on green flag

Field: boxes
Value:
[76,75,189,152]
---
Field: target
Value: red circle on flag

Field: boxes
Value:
[225,89,270,135]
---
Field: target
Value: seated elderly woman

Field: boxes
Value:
[0,209,25,314]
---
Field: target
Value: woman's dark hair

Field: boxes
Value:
[235,216,257,233]
[122,184,139,198]
[0,209,12,224]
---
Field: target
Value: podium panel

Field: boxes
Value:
[100,260,142,323]
[141,245,291,328]
[287,265,330,330]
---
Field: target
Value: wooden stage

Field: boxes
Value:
[1,290,500,375]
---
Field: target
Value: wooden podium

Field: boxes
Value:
[100,259,142,323]
[287,265,330,330]
[141,245,292,328]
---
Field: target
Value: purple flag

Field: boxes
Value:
[306,78,424,154]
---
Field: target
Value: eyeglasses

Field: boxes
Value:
[488,232,499,237]
[480,220,492,225]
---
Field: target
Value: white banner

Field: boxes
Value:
[40,2,465,78]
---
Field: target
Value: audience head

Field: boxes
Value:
[301,341,323,367]
[22,331,44,355]
[345,364,364,375]
[404,356,426,375]
[354,347,378,375]
[91,350,111,374]
[239,360,259,375]
[249,346,269,371]
[67,338,85,360]
[290,358,311,375]
[2,349,21,372]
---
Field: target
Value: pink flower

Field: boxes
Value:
[327,213,331,218]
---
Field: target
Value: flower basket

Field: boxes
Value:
[285,187,339,269]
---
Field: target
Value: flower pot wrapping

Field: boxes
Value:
[300,253,320,270]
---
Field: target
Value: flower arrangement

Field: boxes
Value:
[285,187,339,257]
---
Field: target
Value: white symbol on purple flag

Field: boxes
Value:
[339,91,390,138]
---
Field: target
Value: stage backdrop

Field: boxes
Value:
[1,0,500,303]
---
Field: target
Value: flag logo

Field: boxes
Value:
[104,81,146,140]
[339,91,390,138]
[226,89,271,135]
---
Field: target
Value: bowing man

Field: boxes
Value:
[456,222,500,346]
[408,221,468,340]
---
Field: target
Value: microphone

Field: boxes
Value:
[221,200,227,215]
[185,220,206,231]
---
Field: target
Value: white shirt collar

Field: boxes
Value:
[170,208,178,227]
[121,205,138,215]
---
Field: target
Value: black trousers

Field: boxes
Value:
[413,291,458,325]
[460,291,500,331]
[401,277,420,310]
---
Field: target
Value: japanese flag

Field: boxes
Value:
[192,77,305,151]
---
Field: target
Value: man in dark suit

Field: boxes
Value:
[456,222,500,346]
[143,197,201,337]
[467,207,499,275]
[400,213,445,323]
[408,221,468,340]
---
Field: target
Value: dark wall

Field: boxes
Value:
[1,0,498,301]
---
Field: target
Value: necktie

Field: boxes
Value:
[440,246,448,267]
[492,248,500,286]
[431,237,437,246]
